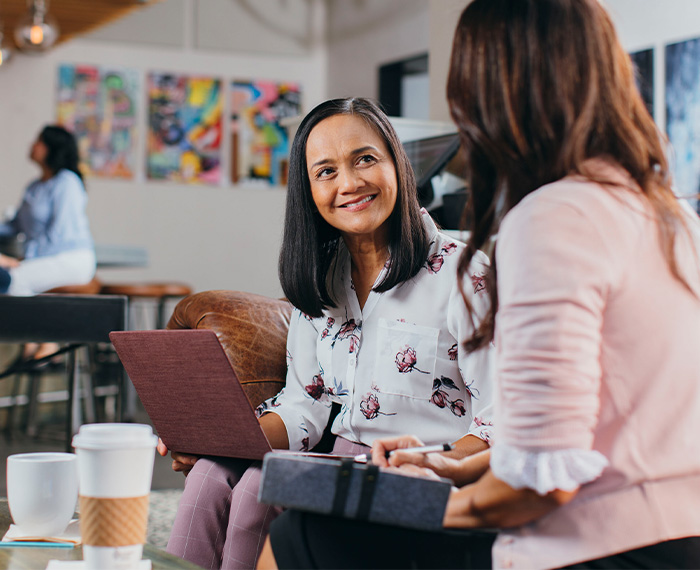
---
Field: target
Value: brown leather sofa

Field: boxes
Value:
[166,289,338,452]
[166,290,292,409]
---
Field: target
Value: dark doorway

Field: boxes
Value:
[378,53,429,118]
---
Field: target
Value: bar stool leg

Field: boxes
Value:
[5,372,24,438]
[66,350,81,453]
[79,346,96,425]
[24,370,41,437]
[156,297,167,330]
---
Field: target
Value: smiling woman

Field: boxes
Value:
[306,115,397,238]
[280,98,429,318]
[305,113,399,307]
[159,98,496,570]
[264,2,700,569]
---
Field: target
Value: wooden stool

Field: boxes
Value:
[99,282,193,329]
[46,276,102,295]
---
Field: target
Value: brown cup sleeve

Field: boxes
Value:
[79,495,149,547]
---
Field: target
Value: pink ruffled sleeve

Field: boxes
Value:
[491,182,623,493]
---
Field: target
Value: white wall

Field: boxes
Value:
[605,0,700,132]
[0,0,434,299]
[427,0,700,126]
[326,0,429,101]
[0,0,327,299]
[428,0,467,122]
[4,0,696,300]
[3,0,695,312]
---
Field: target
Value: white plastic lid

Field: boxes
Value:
[72,423,158,450]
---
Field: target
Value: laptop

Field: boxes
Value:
[109,329,273,460]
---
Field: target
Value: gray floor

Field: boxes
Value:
[0,400,185,498]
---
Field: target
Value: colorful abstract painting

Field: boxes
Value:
[231,80,301,186]
[57,64,138,179]
[666,38,700,212]
[147,73,222,184]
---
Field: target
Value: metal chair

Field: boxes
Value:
[0,294,128,451]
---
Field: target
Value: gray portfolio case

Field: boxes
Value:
[259,453,452,531]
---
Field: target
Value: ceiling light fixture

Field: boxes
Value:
[14,0,59,53]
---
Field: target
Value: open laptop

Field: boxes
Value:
[109,329,272,460]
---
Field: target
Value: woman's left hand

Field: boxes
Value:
[0,254,19,268]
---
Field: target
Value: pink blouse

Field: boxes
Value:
[490,161,700,569]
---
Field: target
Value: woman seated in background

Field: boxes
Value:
[0,125,95,359]
[158,97,495,570]
[261,1,700,569]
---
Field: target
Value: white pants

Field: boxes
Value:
[8,249,96,296]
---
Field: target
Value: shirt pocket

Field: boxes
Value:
[374,318,439,400]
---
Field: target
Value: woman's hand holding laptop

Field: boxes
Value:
[155,413,290,476]
[157,439,199,476]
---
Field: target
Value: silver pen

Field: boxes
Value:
[353,442,454,463]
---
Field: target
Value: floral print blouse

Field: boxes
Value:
[259,211,494,451]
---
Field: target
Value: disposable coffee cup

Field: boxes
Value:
[7,452,78,537]
[73,423,158,570]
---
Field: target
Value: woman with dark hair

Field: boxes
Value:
[0,125,95,298]
[279,97,432,318]
[260,1,700,569]
[159,97,494,570]
[0,125,95,359]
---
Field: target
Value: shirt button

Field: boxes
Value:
[349,359,355,368]
[501,558,512,568]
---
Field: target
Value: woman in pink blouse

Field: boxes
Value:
[261,1,700,569]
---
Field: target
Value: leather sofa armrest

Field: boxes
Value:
[167,290,292,408]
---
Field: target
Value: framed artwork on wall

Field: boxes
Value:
[230,80,301,187]
[57,64,138,179]
[666,37,700,212]
[629,48,654,117]
[147,72,222,184]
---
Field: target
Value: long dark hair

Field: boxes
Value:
[279,97,429,317]
[40,125,84,183]
[448,0,687,351]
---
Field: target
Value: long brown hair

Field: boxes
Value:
[448,0,687,351]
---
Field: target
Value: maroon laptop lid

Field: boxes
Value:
[109,329,272,460]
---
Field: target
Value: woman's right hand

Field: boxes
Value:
[157,438,199,476]
[371,435,426,467]
[371,435,487,486]
[372,435,459,479]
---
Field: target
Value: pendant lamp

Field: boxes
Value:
[14,0,59,53]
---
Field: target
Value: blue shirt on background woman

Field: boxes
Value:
[0,125,95,297]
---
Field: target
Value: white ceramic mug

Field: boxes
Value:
[73,423,158,570]
[6,452,78,537]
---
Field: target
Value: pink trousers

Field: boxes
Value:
[166,437,370,569]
